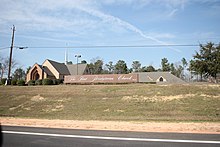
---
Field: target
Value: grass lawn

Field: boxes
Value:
[0,84,219,122]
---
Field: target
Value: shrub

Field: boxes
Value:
[0,78,7,85]
[57,79,64,85]
[52,79,58,85]
[11,79,17,85]
[52,79,63,85]
[42,78,53,85]
[35,79,42,85]
[28,80,35,86]
[17,79,25,86]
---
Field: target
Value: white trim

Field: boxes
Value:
[156,76,167,82]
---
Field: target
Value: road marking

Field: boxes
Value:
[3,131,220,144]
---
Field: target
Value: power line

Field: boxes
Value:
[0,44,219,50]
[28,44,201,48]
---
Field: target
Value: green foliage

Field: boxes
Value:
[11,79,17,85]
[88,58,104,74]
[0,78,7,85]
[94,59,103,74]
[42,78,53,85]
[190,42,220,81]
[115,60,128,74]
[35,79,42,85]
[12,68,25,80]
[146,65,156,72]
[28,80,35,86]
[170,63,184,78]
[81,60,87,64]
[161,58,170,71]
[53,79,63,85]
[53,79,59,85]
[17,79,25,86]
[132,61,141,72]
[105,61,114,74]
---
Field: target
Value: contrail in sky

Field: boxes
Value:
[77,6,181,53]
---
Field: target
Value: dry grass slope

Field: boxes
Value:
[0,84,220,122]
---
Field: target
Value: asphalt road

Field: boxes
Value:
[2,126,220,147]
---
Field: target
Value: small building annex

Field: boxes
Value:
[26,59,88,82]
[138,72,186,84]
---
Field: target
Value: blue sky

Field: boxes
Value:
[0,0,220,70]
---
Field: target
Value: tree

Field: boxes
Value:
[81,60,87,64]
[88,63,95,74]
[170,62,184,78]
[26,66,31,75]
[146,65,156,72]
[161,58,170,71]
[87,58,104,74]
[94,59,103,74]
[105,61,114,74]
[181,58,188,79]
[190,42,220,82]
[114,60,128,74]
[0,57,17,79]
[12,68,25,80]
[181,58,188,69]
[170,63,175,75]
[132,61,141,72]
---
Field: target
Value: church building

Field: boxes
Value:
[26,59,88,82]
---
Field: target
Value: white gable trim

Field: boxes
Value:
[156,76,167,82]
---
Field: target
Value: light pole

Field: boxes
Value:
[75,54,81,75]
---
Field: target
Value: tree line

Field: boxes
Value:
[0,42,219,84]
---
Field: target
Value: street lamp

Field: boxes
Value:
[75,54,81,75]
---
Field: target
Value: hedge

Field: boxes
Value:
[28,80,35,86]
[42,78,53,85]
[35,79,42,85]
[52,79,63,85]
[0,78,7,85]
[11,79,17,85]
[17,79,25,86]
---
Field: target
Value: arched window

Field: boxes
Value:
[159,77,163,82]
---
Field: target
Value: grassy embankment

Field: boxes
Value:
[0,84,219,122]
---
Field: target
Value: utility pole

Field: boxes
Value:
[6,25,15,85]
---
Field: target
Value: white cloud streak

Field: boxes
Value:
[75,6,181,52]
[0,0,191,52]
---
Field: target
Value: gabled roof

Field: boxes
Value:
[42,66,54,76]
[138,72,186,84]
[46,59,70,75]
[29,63,43,72]
[66,64,87,75]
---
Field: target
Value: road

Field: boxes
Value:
[2,126,220,147]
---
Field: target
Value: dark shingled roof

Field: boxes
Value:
[47,59,70,75]
[43,66,54,76]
